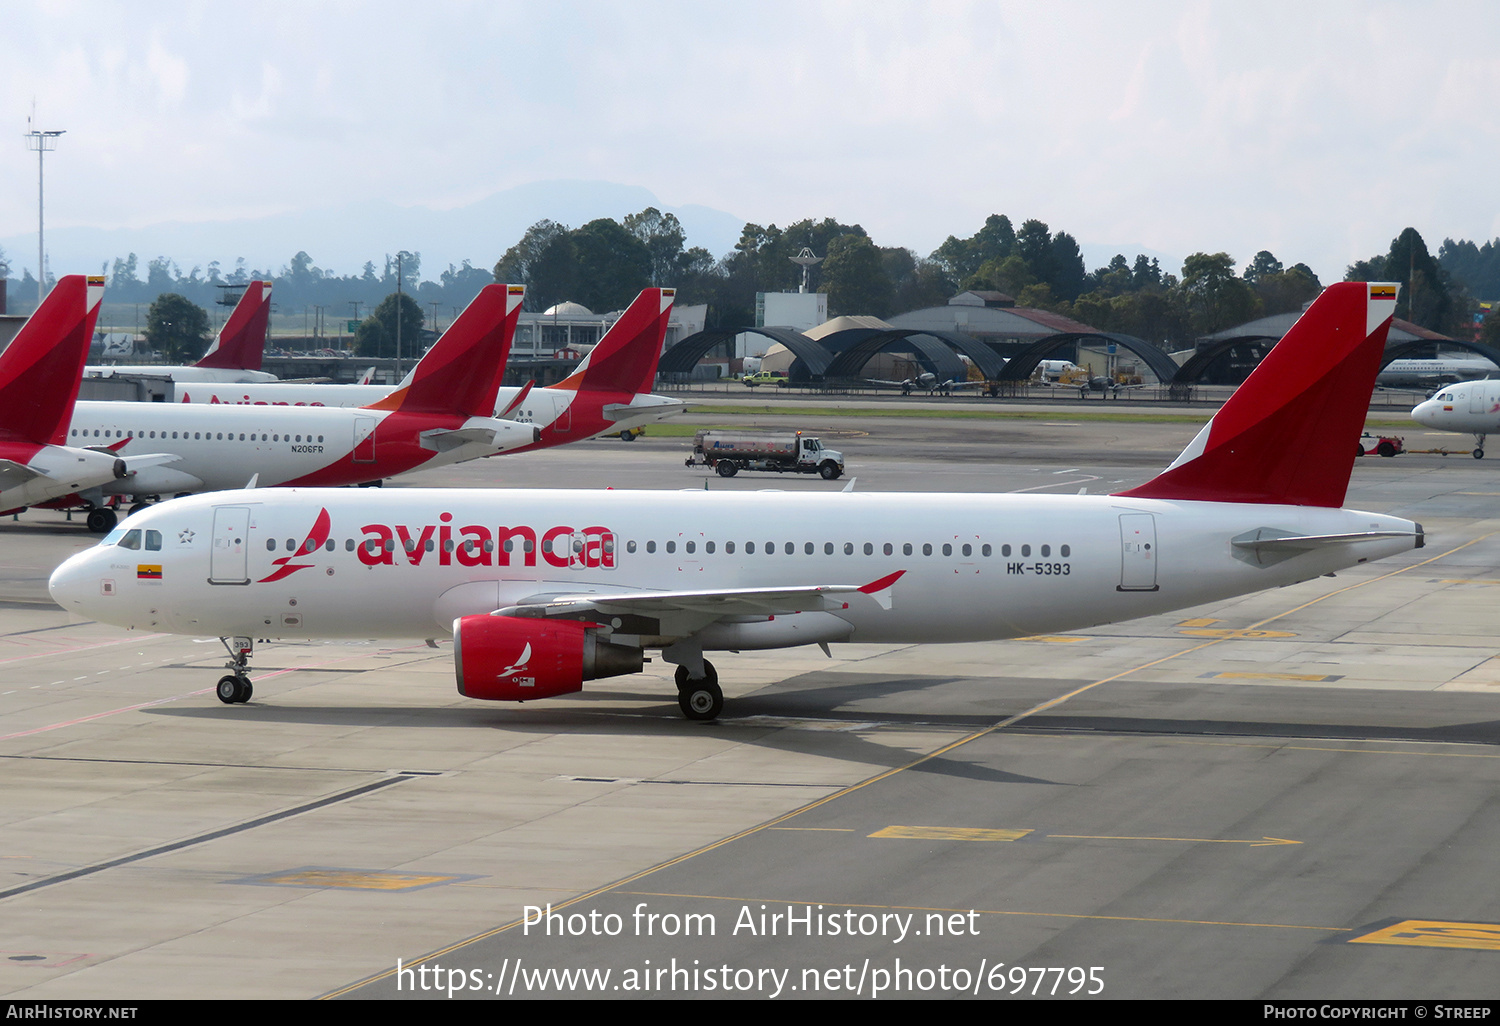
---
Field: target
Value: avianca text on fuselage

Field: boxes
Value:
[350,513,617,571]
[194,393,328,407]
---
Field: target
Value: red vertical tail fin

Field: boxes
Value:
[364,284,524,417]
[552,288,674,395]
[195,281,271,370]
[1116,282,1398,508]
[0,275,104,445]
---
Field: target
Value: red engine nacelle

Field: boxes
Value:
[453,614,643,701]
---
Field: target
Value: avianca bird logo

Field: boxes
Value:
[257,507,331,583]
[498,642,532,678]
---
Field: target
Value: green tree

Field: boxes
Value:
[931,214,1015,282]
[1015,219,1054,278]
[570,219,651,312]
[1180,252,1261,334]
[495,220,573,310]
[969,253,1034,295]
[819,234,892,316]
[1347,228,1455,331]
[1242,250,1284,283]
[354,292,424,359]
[110,253,139,288]
[146,293,211,362]
[622,207,687,287]
[1253,265,1321,317]
[1047,231,1088,300]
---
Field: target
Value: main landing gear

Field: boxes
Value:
[675,660,722,721]
[216,636,254,705]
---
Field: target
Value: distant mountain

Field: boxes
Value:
[1,179,747,281]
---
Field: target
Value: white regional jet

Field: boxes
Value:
[84,281,277,383]
[1410,379,1500,458]
[171,288,687,443]
[0,276,175,515]
[52,284,538,532]
[50,283,1421,720]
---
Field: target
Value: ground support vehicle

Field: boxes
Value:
[686,430,845,479]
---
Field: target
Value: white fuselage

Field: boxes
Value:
[64,401,534,498]
[49,487,1421,647]
[171,381,687,435]
[1378,359,1499,387]
[1411,379,1500,435]
[85,366,278,383]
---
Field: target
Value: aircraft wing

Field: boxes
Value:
[492,572,904,637]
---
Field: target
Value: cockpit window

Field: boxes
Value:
[117,529,143,550]
[100,526,128,547]
[144,530,162,551]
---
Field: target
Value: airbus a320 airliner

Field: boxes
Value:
[50,283,1420,720]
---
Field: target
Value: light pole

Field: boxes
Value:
[24,124,64,304]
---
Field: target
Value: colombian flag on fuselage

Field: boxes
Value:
[137,565,162,580]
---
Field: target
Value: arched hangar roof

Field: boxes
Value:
[659,328,836,376]
[1172,335,1277,384]
[998,333,1179,383]
[823,329,1007,381]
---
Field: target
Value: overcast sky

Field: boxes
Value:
[2,0,1497,285]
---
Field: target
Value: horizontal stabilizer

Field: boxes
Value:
[419,427,505,453]
[601,396,686,422]
[1230,526,1421,567]
[0,459,44,490]
[120,453,184,475]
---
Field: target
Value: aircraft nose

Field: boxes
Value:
[49,548,107,615]
[1411,399,1438,426]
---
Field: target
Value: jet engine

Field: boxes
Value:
[453,614,643,701]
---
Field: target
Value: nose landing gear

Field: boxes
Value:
[216,636,255,704]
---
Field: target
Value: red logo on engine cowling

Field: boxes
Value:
[257,507,331,583]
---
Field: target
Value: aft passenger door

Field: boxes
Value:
[1117,513,1158,592]
[353,416,376,463]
